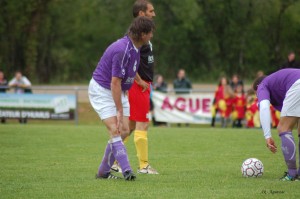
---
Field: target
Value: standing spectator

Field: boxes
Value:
[220,85,234,128]
[173,69,192,94]
[0,70,8,123]
[8,71,32,123]
[151,74,167,126]
[280,51,300,69]
[232,84,246,128]
[8,71,32,94]
[211,77,226,127]
[0,70,8,93]
[245,89,260,128]
[256,70,264,78]
[173,69,192,127]
[229,74,244,93]
[153,74,167,93]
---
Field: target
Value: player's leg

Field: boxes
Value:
[277,116,298,179]
[89,79,134,180]
[134,121,158,174]
[96,117,118,178]
[129,81,158,174]
[99,116,134,180]
[297,118,300,178]
[135,121,149,169]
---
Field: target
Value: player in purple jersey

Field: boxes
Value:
[88,16,155,180]
[253,68,300,181]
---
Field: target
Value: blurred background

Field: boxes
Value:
[1,0,300,84]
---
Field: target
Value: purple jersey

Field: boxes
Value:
[93,35,140,91]
[257,69,300,111]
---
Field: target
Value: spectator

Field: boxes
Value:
[229,74,244,93]
[153,74,167,93]
[0,70,8,93]
[0,70,8,123]
[173,69,192,94]
[232,84,246,128]
[245,89,260,128]
[211,76,227,127]
[220,84,235,128]
[8,71,32,94]
[8,71,32,123]
[280,51,300,69]
[256,70,264,78]
[173,69,191,127]
[151,74,167,126]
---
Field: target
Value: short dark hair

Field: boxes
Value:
[133,0,152,18]
[252,75,266,91]
[128,16,155,41]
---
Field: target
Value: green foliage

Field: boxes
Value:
[1,0,300,83]
[1,125,299,198]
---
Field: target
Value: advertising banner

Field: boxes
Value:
[0,93,76,120]
[152,91,215,124]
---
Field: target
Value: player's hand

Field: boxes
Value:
[266,137,277,153]
[116,110,123,134]
[137,80,149,92]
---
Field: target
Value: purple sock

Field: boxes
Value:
[280,132,297,177]
[97,142,115,177]
[111,137,132,176]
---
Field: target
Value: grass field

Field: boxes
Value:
[1,124,299,199]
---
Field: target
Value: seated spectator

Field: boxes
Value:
[9,71,32,94]
[0,70,8,93]
[173,69,192,94]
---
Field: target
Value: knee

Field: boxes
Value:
[277,124,291,134]
[121,127,130,140]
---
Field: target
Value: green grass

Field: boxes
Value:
[0,125,299,199]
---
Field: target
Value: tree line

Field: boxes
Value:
[1,0,300,83]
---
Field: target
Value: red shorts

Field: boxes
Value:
[128,81,151,122]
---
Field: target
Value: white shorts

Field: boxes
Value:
[281,79,300,117]
[88,78,130,120]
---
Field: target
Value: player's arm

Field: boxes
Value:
[259,99,277,153]
[134,73,148,92]
[111,77,123,132]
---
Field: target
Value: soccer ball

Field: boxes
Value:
[241,158,264,177]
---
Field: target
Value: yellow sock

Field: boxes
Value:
[134,130,148,169]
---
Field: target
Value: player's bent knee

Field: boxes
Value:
[277,124,291,134]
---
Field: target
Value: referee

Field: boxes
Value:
[128,0,158,174]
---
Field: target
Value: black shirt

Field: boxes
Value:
[0,79,8,93]
[280,60,300,69]
[138,42,154,82]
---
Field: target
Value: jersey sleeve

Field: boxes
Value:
[256,83,270,103]
[111,50,127,79]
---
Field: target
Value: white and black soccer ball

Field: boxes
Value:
[241,158,264,177]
